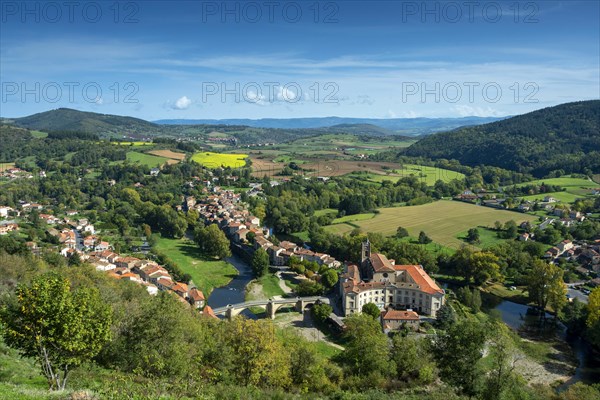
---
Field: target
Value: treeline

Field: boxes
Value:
[504,183,564,197]
[47,130,99,140]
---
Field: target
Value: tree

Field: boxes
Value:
[395,226,409,238]
[453,247,501,285]
[0,274,112,390]
[503,220,518,239]
[312,303,332,323]
[483,322,520,399]
[194,224,231,259]
[340,314,394,382]
[67,251,82,266]
[251,248,269,277]
[527,259,567,312]
[418,231,432,244]
[223,318,291,388]
[296,280,324,296]
[362,303,381,319]
[321,269,338,289]
[466,228,480,244]
[391,335,436,383]
[587,287,600,328]
[433,319,487,397]
[434,303,456,330]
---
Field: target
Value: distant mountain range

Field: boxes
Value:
[1,108,508,138]
[405,100,600,177]
[154,116,505,135]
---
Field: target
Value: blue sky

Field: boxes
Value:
[1,0,598,120]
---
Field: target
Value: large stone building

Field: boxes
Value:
[339,240,445,317]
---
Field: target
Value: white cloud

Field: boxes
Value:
[276,86,298,102]
[172,96,192,110]
[452,105,503,117]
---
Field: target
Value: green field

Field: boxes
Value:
[374,164,465,185]
[520,191,582,203]
[126,151,170,167]
[314,208,337,217]
[192,151,248,168]
[153,236,237,295]
[30,130,47,138]
[456,227,507,249]
[514,176,596,188]
[332,212,376,224]
[346,164,465,186]
[512,176,597,203]
[324,200,537,250]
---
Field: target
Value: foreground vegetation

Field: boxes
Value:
[1,253,599,399]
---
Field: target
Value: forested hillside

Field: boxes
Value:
[11,108,158,135]
[405,101,600,177]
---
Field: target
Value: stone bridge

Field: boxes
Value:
[212,296,330,320]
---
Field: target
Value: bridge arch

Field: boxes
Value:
[214,296,330,320]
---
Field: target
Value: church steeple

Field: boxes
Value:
[361,239,371,264]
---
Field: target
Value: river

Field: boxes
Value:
[207,255,253,308]
[481,292,600,386]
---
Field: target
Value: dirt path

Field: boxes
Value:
[275,271,293,295]
[273,313,344,350]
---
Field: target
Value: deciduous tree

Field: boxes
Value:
[194,224,231,259]
[251,248,269,277]
[0,274,112,390]
[362,303,381,319]
[527,259,567,312]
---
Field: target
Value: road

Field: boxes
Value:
[567,288,589,304]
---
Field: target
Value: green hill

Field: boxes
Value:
[12,108,158,136]
[405,100,600,177]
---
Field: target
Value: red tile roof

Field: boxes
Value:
[382,309,419,321]
[201,305,218,319]
[189,288,205,301]
[369,253,396,273]
[393,265,444,295]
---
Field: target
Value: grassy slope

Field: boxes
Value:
[456,227,507,249]
[126,151,170,167]
[514,176,597,204]
[325,201,537,250]
[153,236,237,295]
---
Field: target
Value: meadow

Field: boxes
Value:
[347,164,465,186]
[126,151,175,167]
[30,130,48,138]
[512,176,597,203]
[324,200,538,250]
[192,151,248,168]
[153,236,237,295]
